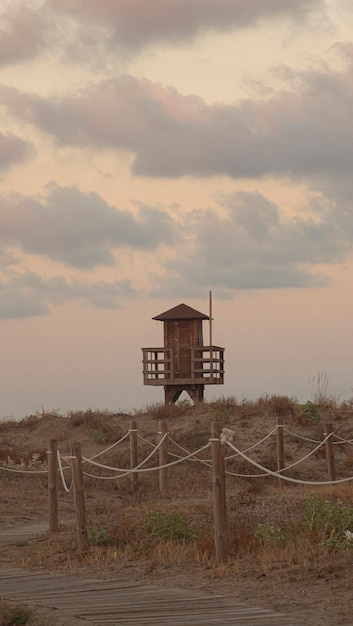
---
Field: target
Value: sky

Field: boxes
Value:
[1,0,353,418]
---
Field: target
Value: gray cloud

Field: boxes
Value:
[0,131,31,171]
[0,6,48,66]
[47,0,322,52]
[0,249,18,267]
[0,0,323,71]
[0,271,136,319]
[3,54,353,181]
[2,186,353,316]
[0,184,178,268]
[150,190,352,296]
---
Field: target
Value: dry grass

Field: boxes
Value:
[3,396,353,584]
[16,483,353,583]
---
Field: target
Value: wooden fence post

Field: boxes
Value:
[48,438,59,533]
[211,422,228,565]
[324,423,336,482]
[129,420,138,494]
[71,441,88,550]
[159,420,168,493]
[277,417,285,474]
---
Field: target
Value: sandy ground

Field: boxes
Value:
[1,403,353,625]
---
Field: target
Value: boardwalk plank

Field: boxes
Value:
[0,523,306,625]
[0,523,48,546]
[0,567,305,625]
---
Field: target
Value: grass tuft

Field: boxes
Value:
[0,602,33,626]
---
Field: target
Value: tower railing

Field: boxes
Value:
[142,346,224,386]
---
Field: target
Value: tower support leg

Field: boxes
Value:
[164,385,204,405]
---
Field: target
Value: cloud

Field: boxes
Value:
[0,271,136,319]
[0,131,31,171]
[1,186,352,317]
[0,6,48,66]
[3,55,353,181]
[150,190,352,296]
[0,0,323,70]
[47,0,322,52]
[0,184,178,269]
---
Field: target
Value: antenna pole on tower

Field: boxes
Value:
[209,290,213,347]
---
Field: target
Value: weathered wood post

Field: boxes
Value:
[71,441,88,550]
[324,423,336,482]
[48,438,59,533]
[211,422,228,565]
[277,417,285,475]
[129,420,138,494]
[159,420,168,493]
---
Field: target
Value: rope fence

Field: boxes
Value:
[3,417,353,562]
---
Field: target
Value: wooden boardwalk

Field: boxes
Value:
[0,522,48,547]
[0,525,306,625]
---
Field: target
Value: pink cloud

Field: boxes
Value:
[3,53,353,180]
[0,131,31,170]
[48,0,322,50]
[0,7,47,66]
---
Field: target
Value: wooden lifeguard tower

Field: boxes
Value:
[142,300,225,404]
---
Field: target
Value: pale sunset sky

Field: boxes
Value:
[1,0,353,418]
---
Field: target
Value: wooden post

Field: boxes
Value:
[71,441,88,550]
[325,423,336,482]
[129,420,138,494]
[277,417,285,473]
[48,438,59,533]
[159,420,168,493]
[211,422,228,565]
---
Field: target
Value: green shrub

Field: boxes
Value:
[300,401,321,421]
[256,522,287,546]
[88,518,115,547]
[303,493,353,547]
[144,510,198,542]
[90,430,108,445]
[1,604,32,625]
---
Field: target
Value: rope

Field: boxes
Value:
[137,434,158,447]
[167,435,212,467]
[82,442,211,479]
[82,432,168,473]
[225,439,353,485]
[332,434,353,445]
[273,435,330,473]
[225,426,279,459]
[167,427,328,477]
[57,451,73,492]
[223,435,330,478]
[82,469,129,479]
[167,427,279,465]
[283,429,321,444]
[3,423,353,485]
[83,431,131,462]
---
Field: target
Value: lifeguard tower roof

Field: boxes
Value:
[152,303,209,321]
